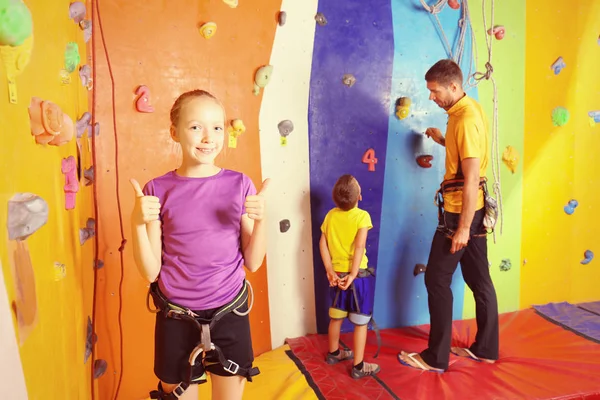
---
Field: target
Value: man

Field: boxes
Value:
[398,59,499,372]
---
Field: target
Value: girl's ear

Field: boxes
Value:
[170,125,179,142]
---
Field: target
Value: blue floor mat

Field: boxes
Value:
[532,302,600,344]
[577,301,600,316]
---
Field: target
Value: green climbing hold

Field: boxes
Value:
[551,106,570,127]
[0,0,33,46]
[499,259,512,272]
[64,42,80,73]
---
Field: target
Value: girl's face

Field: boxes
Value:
[171,96,225,166]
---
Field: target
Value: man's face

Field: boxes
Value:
[427,80,458,110]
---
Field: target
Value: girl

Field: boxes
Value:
[130,90,269,400]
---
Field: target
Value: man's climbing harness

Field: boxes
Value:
[147,280,260,399]
[330,268,382,358]
[420,0,504,242]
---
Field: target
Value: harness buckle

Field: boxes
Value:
[223,360,240,375]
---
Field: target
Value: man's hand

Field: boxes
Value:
[425,127,445,146]
[338,274,355,291]
[450,227,469,254]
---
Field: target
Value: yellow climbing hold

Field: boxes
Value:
[222,0,238,8]
[199,22,217,39]
[228,119,246,148]
[395,97,411,120]
[502,145,519,174]
[0,34,33,104]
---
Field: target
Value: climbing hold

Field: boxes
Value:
[28,97,75,146]
[0,33,33,104]
[342,73,356,88]
[487,25,505,40]
[279,219,290,233]
[199,22,217,39]
[84,166,94,186]
[222,0,238,8]
[93,359,107,379]
[95,259,104,269]
[551,56,566,75]
[135,85,154,113]
[61,156,79,210]
[278,119,294,146]
[79,218,95,245]
[448,0,460,9]
[551,106,570,126]
[69,2,86,24]
[79,19,92,43]
[76,112,92,138]
[228,119,246,148]
[502,145,519,173]
[0,0,33,46]
[53,262,66,282]
[416,155,433,168]
[278,11,286,26]
[79,65,92,90]
[7,240,37,344]
[59,69,71,85]
[7,193,49,241]
[84,316,98,363]
[563,199,578,215]
[580,250,594,265]
[588,110,600,124]
[64,42,80,73]
[253,65,273,96]
[413,263,427,276]
[395,97,411,119]
[362,148,378,172]
[499,259,512,272]
[315,12,327,26]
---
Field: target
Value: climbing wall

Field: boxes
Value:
[307,0,526,332]
[0,0,95,398]
[90,0,281,398]
[520,0,600,306]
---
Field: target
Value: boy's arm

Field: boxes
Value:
[131,220,162,282]
[319,233,334,272]
[349,228,369,278]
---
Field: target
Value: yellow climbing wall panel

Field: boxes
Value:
[0,0,94,398]
[521,0,600,306]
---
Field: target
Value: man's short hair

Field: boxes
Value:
[425,59,463,87]
[332,174,359,211]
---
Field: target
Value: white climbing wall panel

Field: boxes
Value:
[259,0,319,347]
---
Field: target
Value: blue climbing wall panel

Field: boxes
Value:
[308,0,394,333]
[375,1,479,329]
[309,0,479,333]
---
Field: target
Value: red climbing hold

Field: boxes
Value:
[448,0,460,10]
[135,85,154,113]
[416,155,433,168]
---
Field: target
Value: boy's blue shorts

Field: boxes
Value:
[329,273,375,326]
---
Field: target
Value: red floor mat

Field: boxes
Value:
[286,308,600,400]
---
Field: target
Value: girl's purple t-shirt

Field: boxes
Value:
[143,169,257,310]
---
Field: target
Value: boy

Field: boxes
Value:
[319,174,380,379]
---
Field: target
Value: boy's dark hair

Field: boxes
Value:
[425,59,463,87]
[332,174,359,211]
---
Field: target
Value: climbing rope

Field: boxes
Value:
[420,0,504,240]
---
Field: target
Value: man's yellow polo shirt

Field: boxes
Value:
[321,207,372,273]
[442,95,489,213]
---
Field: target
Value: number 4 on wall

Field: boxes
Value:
[362,148,378,172]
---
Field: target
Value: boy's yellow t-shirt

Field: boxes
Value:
[320,207,373,273]
[442,95,489,213]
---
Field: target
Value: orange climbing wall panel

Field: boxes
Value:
[91,0,281,398]
[521,1,600,306]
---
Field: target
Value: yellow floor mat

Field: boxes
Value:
[198,344,317,399]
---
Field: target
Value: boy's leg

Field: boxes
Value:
[348,275,380,378]
[211,375,245,400]
[328,318,344,353]
[458,230,499,361]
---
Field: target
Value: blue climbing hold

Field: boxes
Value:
[581,250,594,265]
[564,199,578,215]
